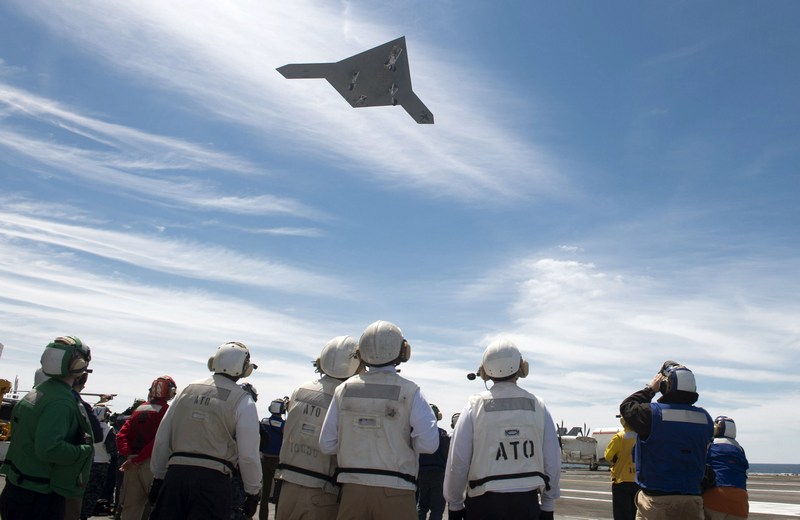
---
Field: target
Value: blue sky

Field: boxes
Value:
[1,1,798,463]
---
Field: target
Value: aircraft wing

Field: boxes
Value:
[276,63,334,79]
[277,36,434,124]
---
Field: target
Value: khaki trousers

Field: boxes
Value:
[336,483,416,520]
[636,491,703,520]
[275,480,339,520]
[119,460,153,520]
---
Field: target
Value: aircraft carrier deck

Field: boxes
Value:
[3,468,798,518]
[552,468,800,519]
[198,469,800,519]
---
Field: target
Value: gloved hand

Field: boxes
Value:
[148,478,164,506]
[244,493,260,517]
[538,510,554,520]
[448,509,466,520]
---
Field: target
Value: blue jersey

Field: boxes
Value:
[708,439,748,489]
[635,403,713,494]
[259,414,285,456]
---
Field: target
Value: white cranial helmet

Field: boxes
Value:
[480,339,529,380]
[661,363,697,394]
[268,398,287,415]
[317,336,362,379]
[208,342,256,378]
[714,416,737,439]
[358,321,410,367]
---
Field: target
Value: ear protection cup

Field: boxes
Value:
[436,409,443,420]
[478,365,489,381]
[60,336,90,375]
[398,340,411,363]
[518,359,529,378]
[659,360,679,393]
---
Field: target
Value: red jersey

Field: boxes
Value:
[116,399,169,463]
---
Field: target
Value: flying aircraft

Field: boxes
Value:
[277,36,434,124]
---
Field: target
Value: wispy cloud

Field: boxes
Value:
[254,227,324,238]
[0,84,324,219]
[0,83,257,174]
[0,207,348,296]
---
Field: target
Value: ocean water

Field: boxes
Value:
[749,463,800,475]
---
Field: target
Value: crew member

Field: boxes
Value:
[604,415,638,520]
[320,321,439,520]
[259,397,286,519]
[443,339,561,520]
[81,405,117,519]
[417,404,450,520]
[619,360,713,520]
[702,416,749,520]
[149,342,262,520]
[274,335,363,520]
[0,336,94,520]
[116,375,176,520]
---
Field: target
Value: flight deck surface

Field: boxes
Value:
[3,468,798,519]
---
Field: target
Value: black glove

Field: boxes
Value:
[538,510,554,520]
[148,478,164,506]
[244,493,260,518]
[448,509,466,520]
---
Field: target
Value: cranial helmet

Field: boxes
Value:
[714,415,737,439]
[269,398,287,415]
[208,342,257,378]
[478,339,529,381]
[150,375,177,400]
[357,321,410,367]
[659,361,697,394]
[315,335,363,379]
[40,336,92,378]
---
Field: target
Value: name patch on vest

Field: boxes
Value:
[353,416,380,428]
[496,439,535,461]
[191,411,208,421]
[288,441,319,458]
[343,383,401,401]
[300,423,317,435]
[661,409,709,425]
[302,403,324,418]
[295,388,332,409]
[484,397,536,413]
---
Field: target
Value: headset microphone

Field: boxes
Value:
[466,372,477,380]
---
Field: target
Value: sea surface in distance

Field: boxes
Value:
[749,463,800,475]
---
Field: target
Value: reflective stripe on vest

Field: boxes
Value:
[342,383,401,400]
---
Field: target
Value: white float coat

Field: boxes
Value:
[443,381,561,512]
[319,365,439,458]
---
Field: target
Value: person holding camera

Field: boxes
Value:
[619,360,714,520]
